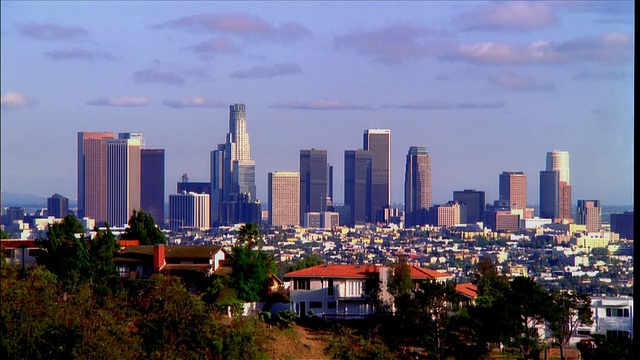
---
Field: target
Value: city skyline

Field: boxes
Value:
[1,1,634,207]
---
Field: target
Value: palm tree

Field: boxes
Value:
[237,222,261,249]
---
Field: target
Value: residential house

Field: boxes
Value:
[1,240,40,269]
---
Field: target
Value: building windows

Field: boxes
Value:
[606,308,630,317]
[309,301,322,309]
[328,279,334,296]
[3,249,16,258]
[346,280,363,297]
[294,279,310,290]
[606,330,630,340]
[327,302,336,309]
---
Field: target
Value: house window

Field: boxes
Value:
[577,329,591,336]
[118,265,129,278]
[4,249,16,258]
[28,249,42,257]
[346,280,363,297]
[294,279,310,290]
[328,279,334,296]
[606,308,630,317]
[309,301,322,309]
[327,302,336,309]
[607,330,630,340]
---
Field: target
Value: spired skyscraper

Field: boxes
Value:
[540,150,572,222]
[363,129,390,223]
[210,104,260,227]
[404,146,431,227]
[299,149,328,224]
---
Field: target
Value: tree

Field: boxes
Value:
[387,257,414,313]
[546,290,593,360]
[505,276,550,359]
[0,228,9,239]
[230,223,276,302]
[120,210,166,245]
[236,222,260,248]
[89,224,120,292]
[287,252,324,272]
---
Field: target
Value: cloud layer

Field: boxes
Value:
[457,2,557,31]
[1,92,34,111]
[45,48,116,61]
[17,22,89,41]
[271,100,371,110]
[163,97,225,109]
[86,96,150,107]
[133,70,185,85]
[232,63,302,79]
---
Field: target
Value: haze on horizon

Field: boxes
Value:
[1,1,634,208]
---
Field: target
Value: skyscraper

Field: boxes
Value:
[453,189,485,224]
[545,150,572,221]
[499,171,527,210]
[268,171,300,227]
[539,170,559,219]
[344,150,371,226]
[404,146,431,227]
[299,149,328,223]
[77,131,115,223]
[169,192,210,232]
[47,193,69,218]
[140,148,165,227]
[210,104,259,226]
[576,200,601,233]
[106,133,142,227]
[363,129,390,223]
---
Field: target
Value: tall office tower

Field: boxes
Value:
[363,129,390,223]
[3,207,24,226]
[546,150,572,221]
[169,192,210,232]
[77,131,115,223]
[453,189,485,224]
[576,200,602,232]
[299,149,328,223]
[499,171,527,210]
[268,171,300,227]
[140,149,165,227]
[106,133,142,227]
[328,164,334,205]
[404,146,431,227]
[344,150,372,226]
[539,170,559,219]
[610,211,634,240]
[47,193,69,218]
[210,104,259,226]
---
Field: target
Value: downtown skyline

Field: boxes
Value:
[1,1,634,207]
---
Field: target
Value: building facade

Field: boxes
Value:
[404,146,431,227]
[169,192,210,232]
[106,133,142,227]
[140,148,165,227]
[344,150,371,226]
[268,171,300,227]
[453,189,485,224]
[299,149,328,224]
[499,171,527,210]
[610,211,634,240]
[546,151,572,221]
[363,129,390,223]
[576,200,601,233]
[47,193,69,218]
[77,131,115,223]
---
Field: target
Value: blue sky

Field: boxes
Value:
[1,1,634,207]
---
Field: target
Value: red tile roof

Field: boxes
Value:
[0,240,39,248]
[284,264,452,280]
[455,283,478,298]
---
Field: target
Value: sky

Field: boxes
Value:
[1,1,634,209]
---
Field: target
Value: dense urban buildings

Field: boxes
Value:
[499,171,527,210]
[168,192,210,232]
[576,200,602,233]
[610,211,634,240]
[453,189,485,224]
[77,131,115,224]
[140,148,165,226]
[268,171,300,227]
[344,149,371,227]
[299,149,328,224]
[404,146,431,227]
[542,150,572,222]
[106,133,142,227]
[363,129,390,223]
[46,193,69,218]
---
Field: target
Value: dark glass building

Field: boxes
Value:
[453,189,485,224]
[299,149,328,224]
[539,170,559,219]
[47,193,69,218]
[344,150,371,226]
[610,211,633,240]
[405,146,431,227]
[363,129,390,223]
[140,148,165,227]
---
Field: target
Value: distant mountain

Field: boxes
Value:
[1,192,47,205]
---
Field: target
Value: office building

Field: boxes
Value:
[219,193,261,226]
[77,131,115,223]
[169,192,210,232]
[545,150,572,221]
[210,104,259,226]
[428,201,467,228]
[363,129,390,223]
[344,150,371,226]
[106,133,142,227]
[140,148,165,226]
[47,193,69,218]
[610,211,634,240]
[499,171,527,210]
[576,200,602,233]
[268,171,300,227]
[453,189,485,224]
[539,170,559,219]
[300,149,328,223]
[405,146,431,227]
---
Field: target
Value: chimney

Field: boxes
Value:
[153,244,166,272]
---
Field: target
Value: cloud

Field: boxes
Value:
[133,70,185,85]
[163,97,225,109]
[270,100,372,110]
[334,25,437,64]
[86,96,150,107]
[17,22,89,41]
[232,63,302,79]
[457,2,557,31]
[45,48,116,60]
[183,38,241,57]
[1,92,34,111]
[489,72,555,91]
[384,101,505,110]
[154,13,312,43]
[572,70,633,81]
[445,32,633,65]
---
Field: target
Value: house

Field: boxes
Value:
[284,264,454,319]
[455,283,478,307]
[571,296,634,344]
[114,244,229,279]
[1,240,40,269]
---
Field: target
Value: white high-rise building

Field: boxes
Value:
[268,171,300,227]
[545,150,572,221]
[169,192,210,232]
[106,133,142,227]
[546,150,570,185]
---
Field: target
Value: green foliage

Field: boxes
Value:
[546,290,593,359]
[120,209,166,245]
[89,225,120,289]
[288,252,324,272]
[231,224,277,302]
[273,310,297,329]
[236,222,261,248]
[215,317,269,360]
[387,257,414,309]
[0,228,9,239]
[325,325,394,360]
[504,277,550,358]
[578,334,634,360]
[363,269,383,312]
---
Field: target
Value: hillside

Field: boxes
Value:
[264,324,329,360]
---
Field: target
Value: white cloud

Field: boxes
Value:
[1,92,34,111]
[163,97,225,109]
[457,2,557,31]
[86,96,150,107]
